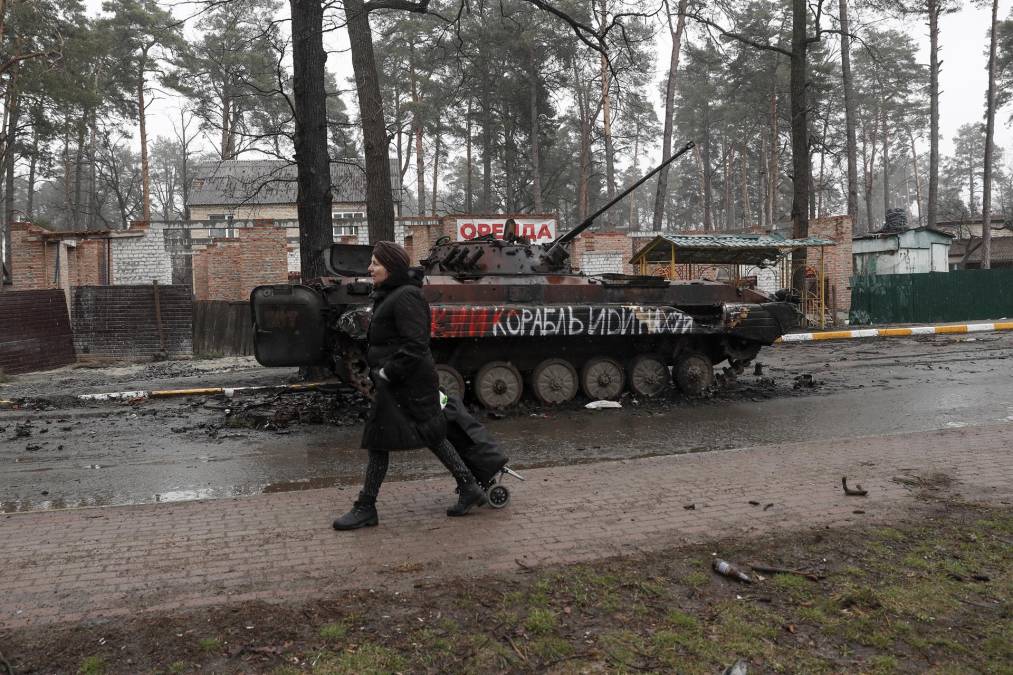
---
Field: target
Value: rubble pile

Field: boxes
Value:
[220,388,371,431]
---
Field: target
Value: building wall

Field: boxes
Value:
[192,223,288,301]
[109,221,175,286]
[72,285,193,358]
[809,215,853,315]
[189,203,366,221]
[0,289,76,374]
[571,231,636,274]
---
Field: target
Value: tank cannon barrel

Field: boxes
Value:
[544,140,695,260]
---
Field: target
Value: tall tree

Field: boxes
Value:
[652,0,689,231]
[839,0,859,228]
[980,0,1000,268]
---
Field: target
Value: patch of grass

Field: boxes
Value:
[78,655,106,675]
[664,608,699,629]
[524,607,557,635]
[196,637,221,652]
[167,661,188,674]
[681,570,710,588]
[867,654,899,673]
[310,642,406,674]
[529,635,574,660]
[318,622,347,641]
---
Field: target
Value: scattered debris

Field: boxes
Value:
[763,503,774,511]
[793,373,816,389]
[753,362,764,376]
[585,400,622,410]
[749,563,823,582]
[748,500,760,506]
[683,503,696,510]
[842,477,868,496]
[712,558,752,583]
[722,658,749,675]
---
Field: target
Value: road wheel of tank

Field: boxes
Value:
[529,358,579,405]
[580,356,625,400]
[673,352,713,397]
[435,364,466,400]
[474,361,524,409]
[628,354,670,398]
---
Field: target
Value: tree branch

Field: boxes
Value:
[681,10,792,58]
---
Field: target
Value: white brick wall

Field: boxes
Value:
[581,252,624,275]
[110,222,175,285]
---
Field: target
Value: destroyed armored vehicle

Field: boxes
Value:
[251,143,799,407]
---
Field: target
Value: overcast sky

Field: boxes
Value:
[95,0,1013,166]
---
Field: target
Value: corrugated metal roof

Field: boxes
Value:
[188,159,398,207]
[650,234,835,249]
[629,234,835,266]
[963,236,1013,263]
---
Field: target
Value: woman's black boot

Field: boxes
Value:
[332,493,378,530]
[447,482,487,517]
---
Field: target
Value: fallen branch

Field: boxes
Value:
[505,635,529,664]
[842,476,868,496]
[749,563,824,582]
[514,558,534,573]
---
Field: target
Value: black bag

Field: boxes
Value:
[442,394,509,486]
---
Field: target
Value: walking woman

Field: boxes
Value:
[333,241,487,530]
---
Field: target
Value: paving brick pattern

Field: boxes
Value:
[2,424,1010,629]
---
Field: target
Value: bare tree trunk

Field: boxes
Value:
[600,53,615,205]
[628,128,640,228]
[3,72,17,239]
[789,0,810,251]
[73,117,87,227]
[138,56,151,223]
[839,0,859,227]
[767,90,778,228]
[723,144,733,230]
[465,98,473,213]
[527,52,543,213]
[410,50,425,215]
[981,0,999,268]
[927,0,940,229]
[862,117,879,231]
[345,0,396,244]
[881,106,890,220]
[907,126,923,226]
[430,119,440,215]
[740,143,752,227]
[481,93,492,211]
[220,95,230,159]
[87,110,98,228]
[291,0,335,276]
[652,0,688,231]
[26,115,38,219]
[694,144,710,231]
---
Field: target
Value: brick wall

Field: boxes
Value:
[109,221,175,285]
[10,222,50,290]
[571,231,636,274]
[72,285,193,358]
[809,216,853,315]
[0,289,76,374]
[192,223,288,301]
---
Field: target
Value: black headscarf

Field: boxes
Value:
[373,241,411,288]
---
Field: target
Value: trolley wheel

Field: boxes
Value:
[474,361,524,410]
[529,358,579,405]
[628,354,670,398]
[436,364,466,400]
[580,356,625,400]
[673,351,714,397]
[487,484,511,508]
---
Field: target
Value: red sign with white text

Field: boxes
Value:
[455,218,557,243]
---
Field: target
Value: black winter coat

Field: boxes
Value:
[360,274,446,451]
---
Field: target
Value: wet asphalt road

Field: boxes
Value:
[2,333,1012,513]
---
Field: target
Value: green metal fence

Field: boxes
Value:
[850,269,1013,325]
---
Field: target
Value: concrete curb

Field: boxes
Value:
[777,320,1013,343]
[76,381,338,402]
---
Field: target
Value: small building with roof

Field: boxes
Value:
[186,159,401,231]
[852,226,953,276]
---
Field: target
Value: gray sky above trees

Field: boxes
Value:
[87,0,1012,176]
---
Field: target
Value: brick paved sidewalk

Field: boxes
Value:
[2,424,1010,630]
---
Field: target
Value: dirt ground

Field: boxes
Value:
[2,497,1009,674]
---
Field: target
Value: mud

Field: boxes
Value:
[3,332,1013,513]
